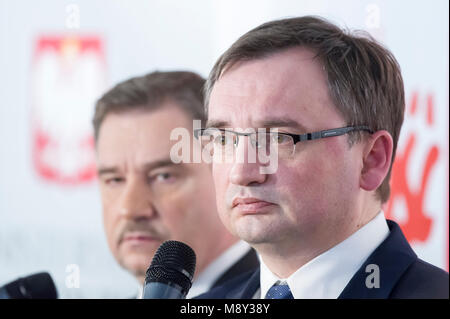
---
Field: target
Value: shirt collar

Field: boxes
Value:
[260,211,389,299]
[137,283,143,299]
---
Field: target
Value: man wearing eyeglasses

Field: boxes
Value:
[196,16,448,299]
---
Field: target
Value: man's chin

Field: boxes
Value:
[232,216,278,243]
[120,255,153,279]
[118,245,160,274]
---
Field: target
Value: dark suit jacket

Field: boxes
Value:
[210,247,259,289]
[196,220,449,299]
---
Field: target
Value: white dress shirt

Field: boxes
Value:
[259,211,390,299]
[138,240,253,299]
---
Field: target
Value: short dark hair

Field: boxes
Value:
[205,16,405,203]
[93,70,206,142]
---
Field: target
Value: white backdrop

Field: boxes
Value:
[0,0,448,298]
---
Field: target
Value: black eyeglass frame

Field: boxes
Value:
[194,125,374,145]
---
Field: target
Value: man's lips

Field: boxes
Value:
[121,232,159,244]
[232,197,275,213]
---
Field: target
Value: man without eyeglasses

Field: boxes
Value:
[94,71,259,298]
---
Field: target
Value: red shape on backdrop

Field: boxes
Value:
[385,92,439,243]
[31,36,106,185]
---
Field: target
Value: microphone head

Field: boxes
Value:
[3,272,57,299]
[145,240,196,295]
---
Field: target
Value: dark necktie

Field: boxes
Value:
[265,283,294,299]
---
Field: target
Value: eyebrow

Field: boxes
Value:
[205,120,231,129]
[97,159,178,176]
[206,118,308,132]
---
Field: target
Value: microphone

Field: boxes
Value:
[0,272,58,299]
[142,240,196,299]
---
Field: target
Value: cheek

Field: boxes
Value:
[101,197,120,253]
[156,177,209,237]
[278,155,338,208]
[212,164,230,213]
[282,144,358,215]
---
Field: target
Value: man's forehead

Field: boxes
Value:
[96,107,192,171]
[207,83,309,130]
[207,47,336,131]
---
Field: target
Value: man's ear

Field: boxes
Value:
[360,130,393,191]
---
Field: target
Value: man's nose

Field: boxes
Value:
[117,178,156,220]
[229,135,268,186]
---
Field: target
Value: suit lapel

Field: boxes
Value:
[338,220,417,298]
[212,248,259,288]
[225,268,261,299]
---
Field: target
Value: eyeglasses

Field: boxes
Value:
[193,125,373,160]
